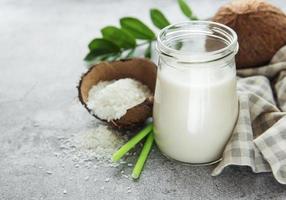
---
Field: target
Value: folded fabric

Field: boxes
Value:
[212,46,286,184]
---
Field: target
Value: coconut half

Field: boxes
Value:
[78,58,157,130]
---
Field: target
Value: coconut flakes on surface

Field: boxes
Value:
[86,78,151,121]
[78,125,127,160]
[58,124,128,167]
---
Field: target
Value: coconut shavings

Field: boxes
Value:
[87,78,151,121]
[58,124,127,167]
[78,125,127,160]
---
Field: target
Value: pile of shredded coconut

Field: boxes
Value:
[78,125,127,160]
[87,78,151,121]
[59,124,128,166]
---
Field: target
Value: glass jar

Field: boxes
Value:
[153,21,239,164]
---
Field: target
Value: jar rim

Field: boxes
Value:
[156,21,238,64]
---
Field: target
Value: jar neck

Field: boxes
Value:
[156,21,238,65]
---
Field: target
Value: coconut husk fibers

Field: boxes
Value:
[78,58,157,130]
[213,0,286,69]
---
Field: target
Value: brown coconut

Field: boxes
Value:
[213,0,286,69]
[78,58,157,130]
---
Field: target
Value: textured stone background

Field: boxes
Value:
[1,0,286,199]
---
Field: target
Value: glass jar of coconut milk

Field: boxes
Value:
[153,21,239,164]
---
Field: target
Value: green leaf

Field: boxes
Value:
[150,9,170,29]
[84,52,121,62]
[120,17,155,40]
[84,52,108,62]
[88,38,120,51]
[101,26,136,49]
[84,51,98,61]
[178,0,193,18]
[144,42,152,58]
[85,38,121,61]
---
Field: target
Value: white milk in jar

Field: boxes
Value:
[153,21,239,164]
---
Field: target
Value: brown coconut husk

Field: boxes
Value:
[78,58,157,130]
[213,0,286,69]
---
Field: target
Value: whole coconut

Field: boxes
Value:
[213,0,286,69]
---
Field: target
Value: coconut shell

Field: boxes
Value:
[213,0,286,69]
[78,58,157,130]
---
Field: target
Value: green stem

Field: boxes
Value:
[132,132,154,179]
[112,123,153,162]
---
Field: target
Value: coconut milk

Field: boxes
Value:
[153,65,238,163]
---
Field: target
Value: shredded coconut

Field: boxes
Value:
[78,125,126,160]
[87,78,151,121]
[58,124,127,167]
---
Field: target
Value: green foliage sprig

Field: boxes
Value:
[84,0,198,63]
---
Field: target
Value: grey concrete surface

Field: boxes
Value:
[1,0,286,199]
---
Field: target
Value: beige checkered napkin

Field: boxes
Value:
[212,46,286,184]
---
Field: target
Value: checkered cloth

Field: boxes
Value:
[212,46,286,184]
